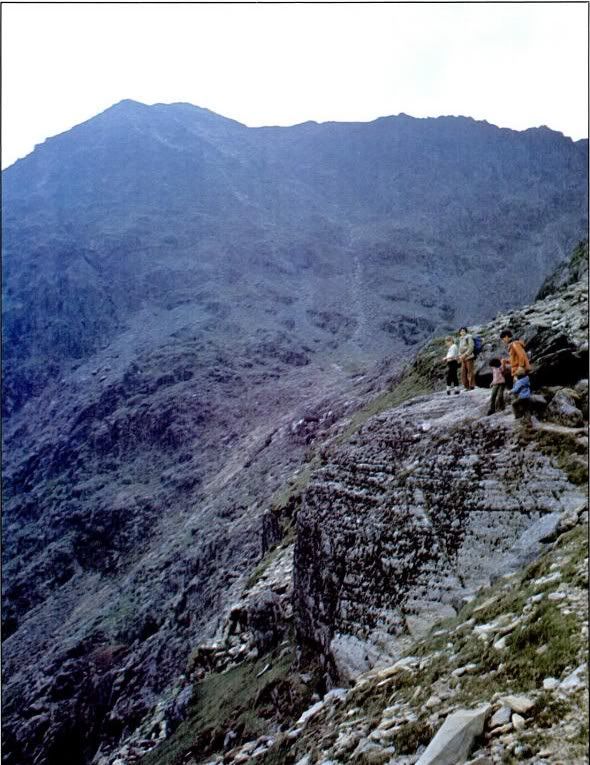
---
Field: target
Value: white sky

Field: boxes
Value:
[2,2,588,169]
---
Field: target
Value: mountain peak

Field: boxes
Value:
[100,98,151,116]
[104,99,246,127]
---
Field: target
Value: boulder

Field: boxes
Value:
[351,739,393,764]
[560,664,587,691]
[511,713,526,731]
[415,705,491,765]
[525,329,587,388]
[488,706,511,728]
[246,591,286,652]
[545,389,584,428]
[324,687,348,704]
[499,695,534,714]
[329,633,393,685]
[296,700,325,726]
[574,379,589,419]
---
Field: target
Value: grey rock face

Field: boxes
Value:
[261,511,283,556]
[293,387,585,681]
[489,706,511,728]
[246,591,288,653]
[0,356,364,765]
[291,268,588,693]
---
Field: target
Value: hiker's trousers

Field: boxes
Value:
[446,360,459,387]
[489,383,505,413]
[461,358,475,389]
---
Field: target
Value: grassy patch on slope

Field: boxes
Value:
[143,640,318,765]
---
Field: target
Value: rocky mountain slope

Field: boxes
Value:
[3,101,587,416]
[1,98,587,765]
[2,354,387,765]
[78,247,588,765]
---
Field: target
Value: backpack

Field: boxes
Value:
[473,335,483,357]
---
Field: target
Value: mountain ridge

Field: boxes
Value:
[8,102,587,170]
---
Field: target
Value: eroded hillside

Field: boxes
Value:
[88,247,589,765]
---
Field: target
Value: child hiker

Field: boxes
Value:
[487,358,506,415]
[443,336,460,395]
[511,366,532,420]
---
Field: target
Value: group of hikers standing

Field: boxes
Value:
[443,327,532,418]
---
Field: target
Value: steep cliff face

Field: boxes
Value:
[294,388,584,682]
[252,516,588,765]
[1,359,374,765]
[293,275,588,685]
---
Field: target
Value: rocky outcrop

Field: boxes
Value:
[535,239,589,301]
[293,387,584,684]
[416,704,491,765]
[97,537,298,765]
[292,277,588,686]
[471,280,588,390]
[0,353,366,765]
[545,388,585,428]
[93,272,588,765]
[243,507,588,765]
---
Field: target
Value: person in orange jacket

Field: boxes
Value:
[500,329,531,380]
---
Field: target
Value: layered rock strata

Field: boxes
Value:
[293,386,585,683]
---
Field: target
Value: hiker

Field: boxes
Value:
[499,330,531,380]
[443,336,460,395]
[486,358,506,415]
[458,327,475,390]
[510,366,532,420]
